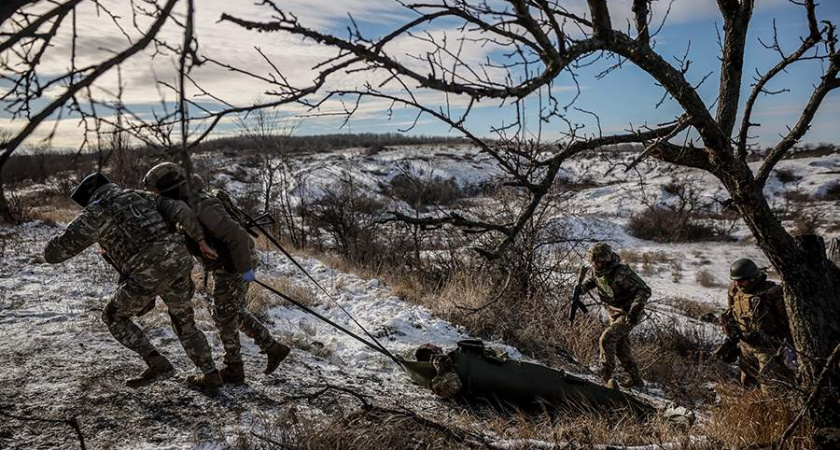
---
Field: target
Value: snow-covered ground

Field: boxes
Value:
[0,218,532,449]
[2,144,837,448]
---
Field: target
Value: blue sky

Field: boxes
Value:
[1,0,838,150]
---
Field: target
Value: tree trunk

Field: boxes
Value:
[725,173,840,431]
[0,180,13,223]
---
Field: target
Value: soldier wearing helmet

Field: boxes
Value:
[143,162,290,388]
[580,242,651,389]
[715,258,794,391]
[44,172,220,390]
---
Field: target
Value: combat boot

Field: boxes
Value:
[220,363,246,385]
[263,341,291,375]
[625,367,645,389]
[597,366,612,384]
[185,370,223,394]
[126,353,174,388]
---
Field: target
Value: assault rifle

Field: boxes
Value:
[568,265,590,324]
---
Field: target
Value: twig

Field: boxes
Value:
[0,407,86,450]
[773,342,840,450]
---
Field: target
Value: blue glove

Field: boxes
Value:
[242,269,256,282]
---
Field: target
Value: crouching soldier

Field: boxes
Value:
[580,243,650,389]
[715,258,795,392]
[44,173,221,391]
[143,163,290,385]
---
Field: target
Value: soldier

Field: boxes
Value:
[44,172,222,391]
[579,242,650,389]
[142,163,290,385]
[715,258,795,392]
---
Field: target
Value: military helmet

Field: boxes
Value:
[143,162,186,193]
[587,242,614,263]
[70,172,111,207]
[730,258,759,281]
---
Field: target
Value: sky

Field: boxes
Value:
[1,0,839,152]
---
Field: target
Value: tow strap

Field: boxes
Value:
[254,279,401,365]
[233,206,402,367]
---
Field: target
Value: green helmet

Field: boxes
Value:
[143,162,186,193]
[587,242,613,264]
[730,258,759,281]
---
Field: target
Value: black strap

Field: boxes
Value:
[239,209,400,365]
[255,279,402,366]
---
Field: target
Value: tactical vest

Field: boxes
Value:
[594,264,639,311]
[729,280,787,347]
[96,186,169,273]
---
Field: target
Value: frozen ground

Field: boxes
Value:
[2,144,837,448]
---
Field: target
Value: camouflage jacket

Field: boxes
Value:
[721,275,791,349]
[582,260,651,318]
[160,189,254,274]
[44,183,204,274]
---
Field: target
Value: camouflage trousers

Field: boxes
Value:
[738,342,796,393]
[101,242,216,374]
[210,269,274,366]
[599,316,640,382]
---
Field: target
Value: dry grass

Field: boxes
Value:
[246,275,318,322]
[695,269,722,288]
[619,249,675,277]
[703,384,814,449]
[234,396,709,450]
[27,191,79,224]
[277,246,813,448]
[669,296,719,322]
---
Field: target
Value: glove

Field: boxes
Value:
[628,304,644,326]
[241,269,256,282]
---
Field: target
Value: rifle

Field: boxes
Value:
[568,265,591,324]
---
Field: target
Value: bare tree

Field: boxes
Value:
[221,0,840,432]
[0,0,327,221]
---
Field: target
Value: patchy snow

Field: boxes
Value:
[0,221,523,449]
[3,144,838,448]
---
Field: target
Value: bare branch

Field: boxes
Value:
[737,0,823,158]
[0,0,181,168]
[632,0,650,44]
[586,0,612,40]
[715,0,754,138]
[756,50,840,187]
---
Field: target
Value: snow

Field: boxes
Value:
[3,144,838,448]
[0,221,518,449]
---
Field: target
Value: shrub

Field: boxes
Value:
[633,322,723,405]
[819,182,840,201]
[385,172,465,210]
[695,269,721,288]
[774,168,801,184]
[628,207,725,242]
[669,296,719,321]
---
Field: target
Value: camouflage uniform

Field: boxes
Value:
[158,187,276,367]
[581,244,651,385]
[720,273,795,391]
[44,183,216,374]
